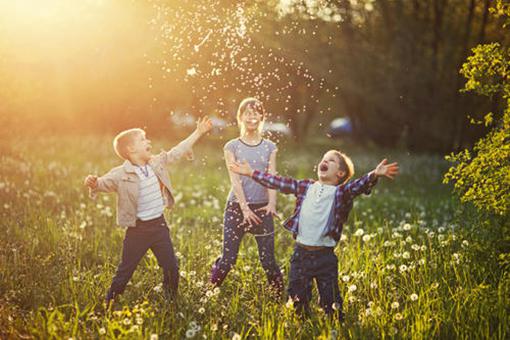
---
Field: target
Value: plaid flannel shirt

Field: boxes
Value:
[251,170,378,242]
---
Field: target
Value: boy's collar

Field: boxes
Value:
[122,160,138,174]
[123,157,155,174]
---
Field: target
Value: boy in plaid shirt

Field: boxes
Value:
[229,150,399,318]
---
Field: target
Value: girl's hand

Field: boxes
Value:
[241,205,263,226]
[256,203,280,219]
[374,159,399,179]
[196,116,213,135]
[229,160,254,177]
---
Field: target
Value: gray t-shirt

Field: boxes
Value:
[224,138,277,204]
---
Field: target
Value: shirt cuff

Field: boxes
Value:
[368,171,378,183]
[252,169,262,179]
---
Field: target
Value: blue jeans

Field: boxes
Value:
[210,202,282,290]
[288,245,343,318]
[106,215,179,301]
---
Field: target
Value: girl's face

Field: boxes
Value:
[241,105,264,132]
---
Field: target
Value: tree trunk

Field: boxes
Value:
[451,0,476,151]
[478,0,491,44]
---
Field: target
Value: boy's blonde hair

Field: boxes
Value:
[329,150,355,185]
[236,97,266,135]
[113,128,144,160]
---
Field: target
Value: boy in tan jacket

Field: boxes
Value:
[84,117,212,306]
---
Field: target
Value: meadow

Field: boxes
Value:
[0,135,508,339]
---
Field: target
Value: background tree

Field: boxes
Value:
[444,0,510,217]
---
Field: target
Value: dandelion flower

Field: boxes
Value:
[153,284,163,293]
[391,301,400,309]
[394,313,403,320]
[348,284,357,292]
[410,293,418,301]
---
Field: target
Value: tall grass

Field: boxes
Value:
[0,136,508,339]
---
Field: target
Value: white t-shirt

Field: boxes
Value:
[134,164,165,221]
[296,182,337,247]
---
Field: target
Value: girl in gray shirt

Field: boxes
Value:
[209,98,283,296]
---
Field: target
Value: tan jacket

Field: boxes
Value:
[90,143,193,227]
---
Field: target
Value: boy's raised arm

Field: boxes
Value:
[344,159,399,199]
[229,160,301,195]
[165,116,212,165]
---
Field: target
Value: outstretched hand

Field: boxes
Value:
[228,160,254,177]
[196,116,213,135]
[84,175,98,189]
[374,159,399,179]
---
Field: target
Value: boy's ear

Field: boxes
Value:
[336,170,345,182]
[126,143,136,154]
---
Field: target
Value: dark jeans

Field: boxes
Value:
[288,245,343,318]
[210,202,282,288]
[106,215,179,301]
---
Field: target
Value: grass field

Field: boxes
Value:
[0,135,508,339]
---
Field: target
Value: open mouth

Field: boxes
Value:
[248,119,259,124]
[319,163,328,172]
